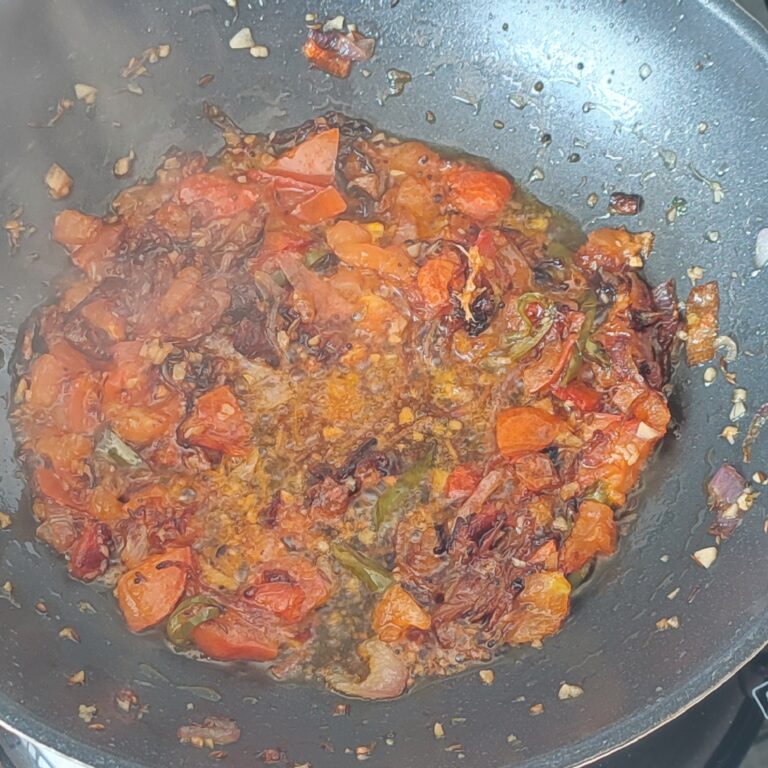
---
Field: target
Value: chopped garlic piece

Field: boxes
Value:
[229,27,256,49]
[558,683,584,700]
[692,546,717,569]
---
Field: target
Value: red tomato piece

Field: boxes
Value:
[181,386,250,456]
[496,407,570,457]
[302,39,353,79]
[444,464,483,501]
[35,465,87,511]
[52,210,102,247]
[267,128,340,186]
[291,186,347,224]
[447,169,513,221]
[244,582,306,623]
[81,298,126,341]
[117,547,192,632]
[70,224,123,279]
[553,382,603,412]
[68,521,111,581]
[192,611,279,661]
[560,500,617,575]
[416,257,461,309]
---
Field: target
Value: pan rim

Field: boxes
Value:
[0,0,767,767]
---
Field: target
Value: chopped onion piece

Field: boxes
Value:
[323,14,345,31]
[329,640,408,700]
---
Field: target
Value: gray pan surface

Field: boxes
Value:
[0,1,767,766]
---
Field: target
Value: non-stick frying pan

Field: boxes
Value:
[1,1,767,767]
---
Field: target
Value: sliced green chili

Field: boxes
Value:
[374,443,436,529]
[501,292,556,361]
[95,428,147,469]
[331,543,393,593]
[166,596,222,646]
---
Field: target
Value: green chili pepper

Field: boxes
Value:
[270,268,288,287]
[95,428,147,469]
[304,247,332,270]
[374,443,436,530]
[331,543,393,593]
[166,596,222,646]
[502,292,556,361]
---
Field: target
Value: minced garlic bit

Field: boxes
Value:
[3,208,27,252]
[686,265,704,284]
[529,703,544,715]
[1,581,12,594]
[506,733,518,743]
[751,471,768,485]
[433,722,445,739]
[720,425,739,445]
[113,150,136,178]
[78,704,98,724]
[323,14,345,31]
[479,669,495,685]
[398,406,415,425]
[692,546,718,569]
[249,45,270,59]
[74,83,98,106]
[730,388,747,422]
[229,27,256,50]
[655,615,680,631]
[666,587,680,600]
[557,682,584,700]
[59,626,81,642]
[45,163,73,199]
[0,511,11,529]
[68,670,86,686]
[703,366,717,386]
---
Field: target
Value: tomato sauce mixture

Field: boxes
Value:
[11,113,679,698]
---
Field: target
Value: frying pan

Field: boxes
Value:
[1,1,767,767]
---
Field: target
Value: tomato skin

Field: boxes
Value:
[417,257,461,309]
[70,224,123,279]
[250,556,331,622]
[560,500,616,575]
[504,571,571,644]
[444,464,483,501]
[178,173,259,221]
[35,465,87,510]
[267,128,340,186]
[81,298,126,341]
[447,169,512,221]
[372,584,431,642]
[496,407,570,457]
[154,201,192,241]
[333,242,414,280]
[326,220,372,251]
[28,354,67,409]
[191,611,279,661]
[553,382,602,412]
[243,582,306,623]
[180,386,250,456]
[117,547,192,632]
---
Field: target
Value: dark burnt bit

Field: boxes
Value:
[608,192,643,215]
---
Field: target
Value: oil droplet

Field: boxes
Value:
[704,230,720,243]
[697,122,708,134]
[639,63,652,80]
[528,167,545,183]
